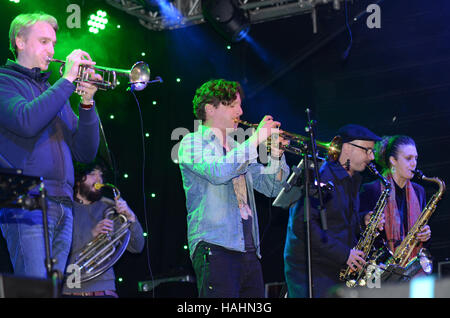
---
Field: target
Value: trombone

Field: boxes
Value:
[235,119,342,161]
[47,58,152,92]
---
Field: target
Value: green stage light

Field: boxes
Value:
[88,10,109,34]
[9,0,20,3]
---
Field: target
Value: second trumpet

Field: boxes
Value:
[234,119,342,160]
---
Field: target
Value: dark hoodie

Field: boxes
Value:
[0,59,99,198]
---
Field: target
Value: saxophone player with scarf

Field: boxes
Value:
[359,135,431,274]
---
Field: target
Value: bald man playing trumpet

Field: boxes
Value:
[0,12,101,282]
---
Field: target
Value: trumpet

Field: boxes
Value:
[47,58,151,92]
[234,119,342,160]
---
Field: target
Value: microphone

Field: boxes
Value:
[127,76,164,92]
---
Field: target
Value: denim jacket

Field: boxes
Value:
[178,125,290,259]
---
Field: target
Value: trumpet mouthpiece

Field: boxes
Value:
[94,183,104,190]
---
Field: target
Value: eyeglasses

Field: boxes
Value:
[348,143,374,156]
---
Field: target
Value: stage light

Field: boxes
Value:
[9,0,20,3]
[109,114,115,119]
[183,245,188,250]
[176,78,181,83]
[153,0,182,23]
[202,0,250,42]
[88,10,109,34]
[145,132,150,138]
[151,193,156,198]
[123,173,129,179]
[152,101,157,105]
[143,232,148,237]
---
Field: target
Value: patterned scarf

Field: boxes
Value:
[232,174,253,220]
[381,174,422,260]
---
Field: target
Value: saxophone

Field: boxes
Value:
[384,170,445,275]
[339,162,391,287]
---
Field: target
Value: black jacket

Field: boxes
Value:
[284,160,362,297]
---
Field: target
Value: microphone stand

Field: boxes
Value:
[39,184,60,298]
[305,109,327,232]
[303,108,327,298]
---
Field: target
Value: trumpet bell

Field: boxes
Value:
[327,136,343,162]
[128,61,150,91]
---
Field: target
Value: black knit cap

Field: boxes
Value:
[337,124,381,143]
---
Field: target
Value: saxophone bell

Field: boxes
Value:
[418,248,433,274]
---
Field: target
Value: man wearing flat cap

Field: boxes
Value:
[284,124,381,298]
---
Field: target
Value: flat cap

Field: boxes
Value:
[337,124,381,143]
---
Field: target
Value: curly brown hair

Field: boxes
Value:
[192,79,244,121]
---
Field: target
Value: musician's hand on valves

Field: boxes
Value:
[92,218,114,237]
[115,198,136,223]
[416,225,431,242]
[249,115,281,147]
[77,69,103,102]
[347,249,366,272]
[269,133,290,159]
[62,49,96,83]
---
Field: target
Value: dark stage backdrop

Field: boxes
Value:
[0,0,449,297]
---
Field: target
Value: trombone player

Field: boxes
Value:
[0,12,101,280]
